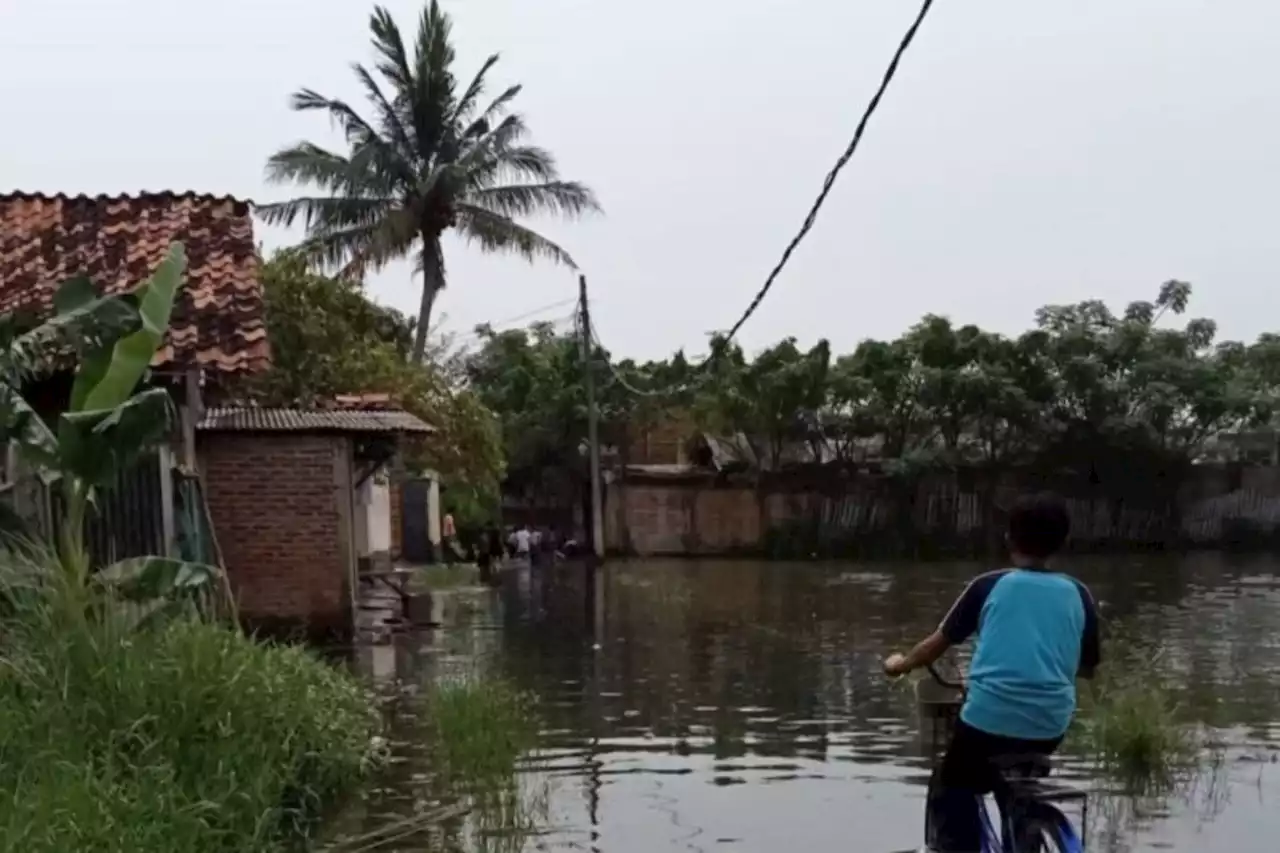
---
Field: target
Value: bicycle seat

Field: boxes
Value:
[989,752,1052,782]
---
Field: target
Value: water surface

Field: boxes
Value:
[349,554,1280,852]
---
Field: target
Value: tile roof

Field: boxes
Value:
[0,191,269,375]
[198,406,435,435]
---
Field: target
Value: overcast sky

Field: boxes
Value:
[2,0,1276,360]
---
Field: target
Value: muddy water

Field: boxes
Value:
[348,555,1280,852]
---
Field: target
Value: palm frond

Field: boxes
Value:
[467,182,601,219]
[350,63,416,162]
[464,145,561,193]
[460,83,524,142]
[453,53,500,126]
[407,0,457,157]
[455,204,578,268]
[288,89,415,187]
[452,114,533,186]
[291,208,420,277]
[256,195,400,233]
[368,6,415,93]
[264,142,389,196]
[260,143,400,229]
[477,84,523,125]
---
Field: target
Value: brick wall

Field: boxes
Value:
[626,411,694,465]
[200,433,351,636]
[606,481,766,555]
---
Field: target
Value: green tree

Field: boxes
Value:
[241,252,504,501]
[259,1,601,362]
[464,321,597,510]
[839,337,930,463]
[1033,281,1259,477]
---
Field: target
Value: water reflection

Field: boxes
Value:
[348,554,1280,852]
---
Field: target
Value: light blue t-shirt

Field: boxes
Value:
[940,569,1100,741]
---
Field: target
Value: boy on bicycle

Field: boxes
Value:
[883,492,1101,852]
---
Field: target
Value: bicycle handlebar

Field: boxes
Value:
[926,662,966,691]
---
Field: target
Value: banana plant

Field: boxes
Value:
[0,243,225,618]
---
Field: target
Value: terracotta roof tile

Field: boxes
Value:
[198,406,435,435]
[0,191,270,375]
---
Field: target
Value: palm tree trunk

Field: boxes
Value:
[411,238,445,363]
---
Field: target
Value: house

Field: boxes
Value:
[198,402,434,639]
[0,191,269,460]
[0,191,428,639]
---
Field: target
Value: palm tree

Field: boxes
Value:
[259,1,601,363]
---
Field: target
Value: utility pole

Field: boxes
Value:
[578,275,605,561]
[578,275,606,636]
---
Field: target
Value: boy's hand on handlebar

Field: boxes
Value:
[883,653,910,678]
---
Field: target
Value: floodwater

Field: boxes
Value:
[344,555,1280,852]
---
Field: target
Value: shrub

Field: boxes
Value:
[1073,638,1200,789]
[0,550,380,853]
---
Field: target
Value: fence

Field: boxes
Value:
[41,451,172,567]
[607,463,1280,558]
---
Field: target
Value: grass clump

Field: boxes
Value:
[0,550,381,853]
[1073,638,1201,789]
[426,677,539,787]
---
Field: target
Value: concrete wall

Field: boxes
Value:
[607,465,1280,556]
[356,469,392,566]
[200,433,353,636]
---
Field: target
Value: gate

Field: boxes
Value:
[47,451,170,568]
[400,479,434,564]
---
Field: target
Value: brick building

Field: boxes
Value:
[198,407,433,639]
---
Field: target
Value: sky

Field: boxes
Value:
[2,0,1277,362]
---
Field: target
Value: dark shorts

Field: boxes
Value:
[927,719,1063,852]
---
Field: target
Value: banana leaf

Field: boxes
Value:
[95,555,222,601]
[0,382,60,480]
[10,285,141,380]
[72,243,184,412]
[57,387,175,490]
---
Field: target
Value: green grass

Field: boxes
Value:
[425,677,539,788]
[318,676,543,853]
[1073,638,1201,789]
[0,548,381,853]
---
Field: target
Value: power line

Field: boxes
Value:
[449,309,577,349]
[586,0,939,399]
[446,296,577,338]
[588,319,680,398]
[722,0,938,344]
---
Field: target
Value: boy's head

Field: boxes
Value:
[1006,492,1071,560]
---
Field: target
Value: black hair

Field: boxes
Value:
[1006,492,1071,559]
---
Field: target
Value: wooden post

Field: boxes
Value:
[157,444,176,558]
[182,369,202,471]
[334,439,358,639]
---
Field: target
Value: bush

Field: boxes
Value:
[0,551,380,853]
[1073,639,1201,789]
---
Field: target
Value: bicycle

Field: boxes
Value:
[917,662,1088,853]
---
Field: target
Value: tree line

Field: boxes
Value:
[471,280,1280,509]
[247,256,1280,530]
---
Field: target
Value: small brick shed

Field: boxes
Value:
[197,406,433,640]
